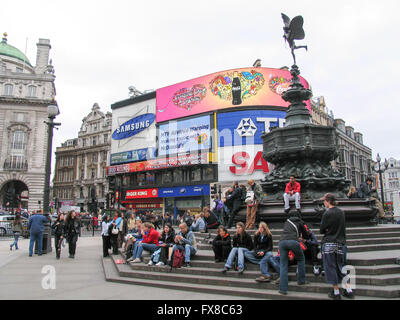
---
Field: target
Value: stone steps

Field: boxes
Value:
[102,225,400,299]
[108,255,399,299]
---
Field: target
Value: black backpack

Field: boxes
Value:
[240,186,247,202]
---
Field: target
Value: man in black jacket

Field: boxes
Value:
[226,182,243,229]
[320,193,353,300]
[278,212,309,295]
[358,177,385,218]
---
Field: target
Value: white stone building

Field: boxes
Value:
[380,158,400,212]
[0,33,56,211]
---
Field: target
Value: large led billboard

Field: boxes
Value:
[156,67,310,122]
[158,115,211,156]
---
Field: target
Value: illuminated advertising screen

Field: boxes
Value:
[159,115,211,156]
[217,110,286,147]
[156,67,310,122]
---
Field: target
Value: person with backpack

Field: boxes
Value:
[278,211,309,295]
[245,179,264,230]
[221,222,253,274]
[300,224,322,276]
[243,222,274,282]
[226,182,243,229]
[212,225,232,262]
[212,195,224,225]
[171,223,197,268]
[151,223,176,266]
[320,193,353,299]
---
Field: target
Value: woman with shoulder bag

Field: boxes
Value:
[109,213,120,255]
[10,213,23,251]
[52,213,65,259]
[153,223,175,266]
[64,210,81,259]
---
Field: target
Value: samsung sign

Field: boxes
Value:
[112,113,155,140]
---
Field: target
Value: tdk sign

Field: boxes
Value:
[112,113,155,140]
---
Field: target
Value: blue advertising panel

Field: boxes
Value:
[112,113,155,140]
[110,147,157,165]
[158,184,210,197]
[217,110,286,147]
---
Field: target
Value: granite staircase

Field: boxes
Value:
[102,225,400,300]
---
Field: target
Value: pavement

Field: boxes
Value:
[0,235,257,300]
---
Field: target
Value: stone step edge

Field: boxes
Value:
[127,262,400,285]
[101,257,336,300]
[112,256,400,298]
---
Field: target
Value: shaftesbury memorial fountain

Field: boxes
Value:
[250,14,378,226]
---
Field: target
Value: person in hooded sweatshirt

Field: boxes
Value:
[278,211,309,295]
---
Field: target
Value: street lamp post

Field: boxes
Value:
[372,153,389,210]
[42,102,61,253]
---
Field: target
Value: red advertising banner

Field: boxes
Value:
[126,188,158,199]
[107,152,209,175]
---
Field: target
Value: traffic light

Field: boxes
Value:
[109,176,116,192]
[211,184,217,195]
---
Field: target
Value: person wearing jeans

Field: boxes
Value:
[172,223,197,267]
[278,212,309,295]
[128,222,160,263]
[10,214,23,251]
[28,210,49,257]
[222,222,253,274]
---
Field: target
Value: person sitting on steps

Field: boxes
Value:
[284,176,301,215]
[221,222,253,275]
[212,225,232,263]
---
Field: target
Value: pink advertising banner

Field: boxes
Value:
[156,67,311,122]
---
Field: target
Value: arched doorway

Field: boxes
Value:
[0,180,29,212]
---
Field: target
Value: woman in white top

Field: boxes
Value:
[101,215,112,257]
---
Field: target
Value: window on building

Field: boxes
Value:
[4,84,13,95]
[92,136,97,146]
[162,171,172,184]
[122,175,129,186]
[27,85,36,97]
[190,168,201,181]
[104,134,108,144]
[80,187,84,198]
[137,173,146,186]
[173,169,183,183]
[70,157,74,166]
[11,130,27,150]
[146,172,155,185]
[82,138,86,147]
[102,151,107,162]
[81,168,84,179]
[203,167,214,181]
[91,168,96,179]
[13,112,27,122]
[16,67,23,73]
[102,167,107,178]
[92,152,98,163]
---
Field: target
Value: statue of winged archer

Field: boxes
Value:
[281,13,308,65]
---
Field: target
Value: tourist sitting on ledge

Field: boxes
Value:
[189,214,206,232]
[347,186,359,199]
[127,222,160,263]
[171,223,197,268]
[203,208,219,231]
[284,176,301,214]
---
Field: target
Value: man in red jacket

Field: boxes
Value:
[128,222,160,263]
[284,176,301,214]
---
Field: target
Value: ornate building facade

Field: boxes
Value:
[0,33,56,211]
[311,96,373,188]
[53,103,111,212]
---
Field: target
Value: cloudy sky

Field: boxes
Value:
[2,0,399,163]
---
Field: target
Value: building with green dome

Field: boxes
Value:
[0,33,57,212]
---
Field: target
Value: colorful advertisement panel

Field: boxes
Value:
[158,184,210,198]
[107,152,209,175]
[156,67,310,122]
[217,110,286,147]
[159,115,211,156]
[110,147,157,165]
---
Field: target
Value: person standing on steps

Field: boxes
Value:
[283,176,301,215]
[278,211,309,295]
[52,213,65,259]
[64,210,81,259]
[320,193,354,299]
[101,214,112,258]
[10,213,23,251]
[226,182,243,229]
[245,179,263,230]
